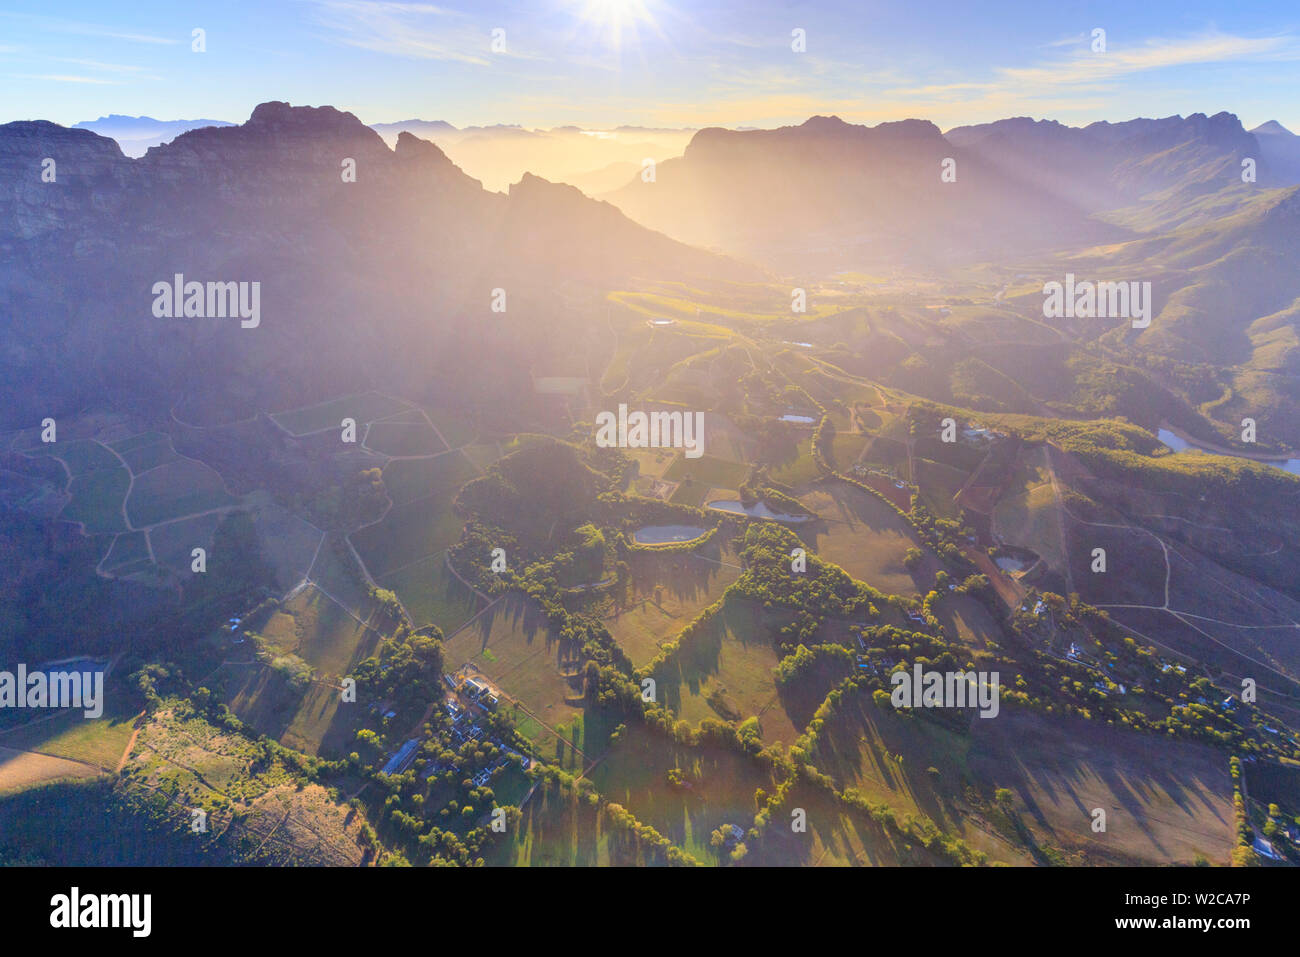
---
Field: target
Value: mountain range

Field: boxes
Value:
[0,102,750,429]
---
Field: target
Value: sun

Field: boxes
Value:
[573,0,659,52]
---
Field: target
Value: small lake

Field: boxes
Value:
[779,414,817,424]
[1157,429,1300,475]
[707,500,811,523]
[995,556,1029,573]
[631,525,707,544]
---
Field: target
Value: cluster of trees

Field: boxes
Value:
[772,642,854,687]
[1229,756,1259,867]
[734,523,882,620]
[351,625,445,717]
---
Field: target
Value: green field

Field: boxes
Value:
[423,408,478,449]
[667,479,710,506]
[150,510,223,576]
[810,690,1232,865]
[41,439,121,475]
[653,598,801,746]
[365,420,447,457]
[991,447,1064,569]
[663,453,749,488]
[0,705,137,772]
[381,450,480,508]
[251,504,322,591]
[126,459,238,527]
[61,467,129,534]
[587,724,778,864]
[102,531,150,569]
[107,431,169,454]
[351,491,465,579]
[271,393,412,436]
[827,431,869,470]
[307,536,371,617]
[768,438,820,486]
[440,594,588,755]
[796,482,927,596]
[261,586,379,677]
[378,551,484,635]
[120,438,179,473]
[912,456,970,519]
[604,546,742,667]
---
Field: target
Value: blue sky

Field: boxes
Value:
[2,0,1299,131]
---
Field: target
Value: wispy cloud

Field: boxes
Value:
[307,0,545,65]
[47,57,160,78]
[878,30,1300,116]
[1000,30,1299,87]
[10,74,122,85]
[0,12,179,45]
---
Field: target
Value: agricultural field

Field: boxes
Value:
[826,431,869,471]
[119,437,180,473]
[663,453,749,489]
[365,419,447,457]
[653,598,801,746]
[307,537,372,618]
[381,450,480,508]
[991,447,1065,570]
[967,710,1235,865]
[422,407,478,449]
[107,431,169,454]
[270,392,412,436]
[126,458,239,527]
[61,466,129,534]
[351,491,465,579]
[586,723,779,864]
[932,594,1001,650]
[0,704,137,773]
[440,594,588,756]
[251,504,322,591]
[767,438,820,486]
[489,784,614,866]
[33,439,121,475]
[604,544,743,667]
[0,747,101,795]
[222,665,357,758]
[911,457,969,519]
[377,552,484,635]
[150,510,224,577]
[101,530,150,571]
[796,481,928,596]
[667,479,710,506]
[626,447,678,480]
[270,585,380,677]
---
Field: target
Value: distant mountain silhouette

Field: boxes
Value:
[1251,120,1300,186]
[0,101,756,427]
[72,115,235,157]
[605,114,1123,272]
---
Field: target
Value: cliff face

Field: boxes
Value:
[0,102,755,427]
[0,122,132,239]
